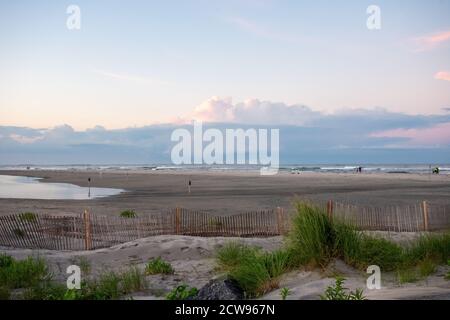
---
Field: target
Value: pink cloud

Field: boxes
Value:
[413,30,450,51]
[435,71,450,82]
[188,96,320,125]
[371,122,450,146]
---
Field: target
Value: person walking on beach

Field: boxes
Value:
[188,179,192,194]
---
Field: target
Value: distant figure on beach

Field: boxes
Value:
[188,179,192,194]
[356,166,362,173]
[88,177,91,198]
[433,167,440,174]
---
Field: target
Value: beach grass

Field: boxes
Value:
[216,243,292,297]
[145,257,174,275]
[320,277,365,300]
[166,284,198,300]
[0,254,50,289]
[0,253,147,300]
[120,210,137,218]
[216,201,450,297]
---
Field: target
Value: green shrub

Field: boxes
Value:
[280,287,290,300]
[121,267,146,293]
[120,210,136,218]
[22,281,66,300]
[446,260,450,280]
[19,212,37,223]
[0,286,11,300]
[0,255,50,289]
[145,257,174,275]
[229,256,275,297]
[216,242,260,271]
[404,233,450,265]
[166,284,198,300]
[397,268,419,284]
[216,243,292,297]
[0,253,147,300]
[261,250,292,279]
[288,202,450,273]
[418,259,437,278]
[0,254,14,268]
[320,277,365,300]
[345,236,403,271]
[59,268,146,300]
[91,271,121,299]
[287,202,335,267]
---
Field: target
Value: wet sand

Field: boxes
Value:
[0,169,449,216]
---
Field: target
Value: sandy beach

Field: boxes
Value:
[0,169,449,217]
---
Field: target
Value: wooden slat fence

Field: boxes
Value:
[0,202,448,251]
[331,201,450,232]
[0,208,288,251]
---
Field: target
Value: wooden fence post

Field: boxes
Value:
[175,207,181,235]
[422,201,429,232]
[327,200,334,220]
[83,209,92,250]
[276,207,284,235]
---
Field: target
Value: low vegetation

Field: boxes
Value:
[216,243,292,297]
[166,284,198,300]
[446,260,450,280]
[120,210,137,218]
[19,212,38,223]
[0,254,50,289]
[320,277,365,300]
[280,287,290,300]
[288,202,449,280]
[145,257,174,275]
[216,202,450,298]
[0,253,147,300]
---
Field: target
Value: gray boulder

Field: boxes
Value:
[195,278,244,300]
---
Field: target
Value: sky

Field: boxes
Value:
[0,0,450,164]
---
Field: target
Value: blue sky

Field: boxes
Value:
[0,1,449,163]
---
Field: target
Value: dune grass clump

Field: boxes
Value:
[120,210,137,218]
[404,232,450,265]
[445,260,450,280]
[19,212,38,223]
[287,202,335,267]
[80,268,147,300]
[217,202,450,296]
[335,227,403,271]
[216,243,292,297]
[145,257,174,275]
[216,242,260,271]
[166,284,198,300]
[0,254,50,289]
[287,202,449,275]
[22,281,67,300]
[0,253,146,300]
[0,286,11,300]
[320,277,365,300]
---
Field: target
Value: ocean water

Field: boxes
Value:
[0,175,123,200]
[0,164,449,174]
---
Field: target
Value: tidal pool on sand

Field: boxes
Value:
[0,175,123,200]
